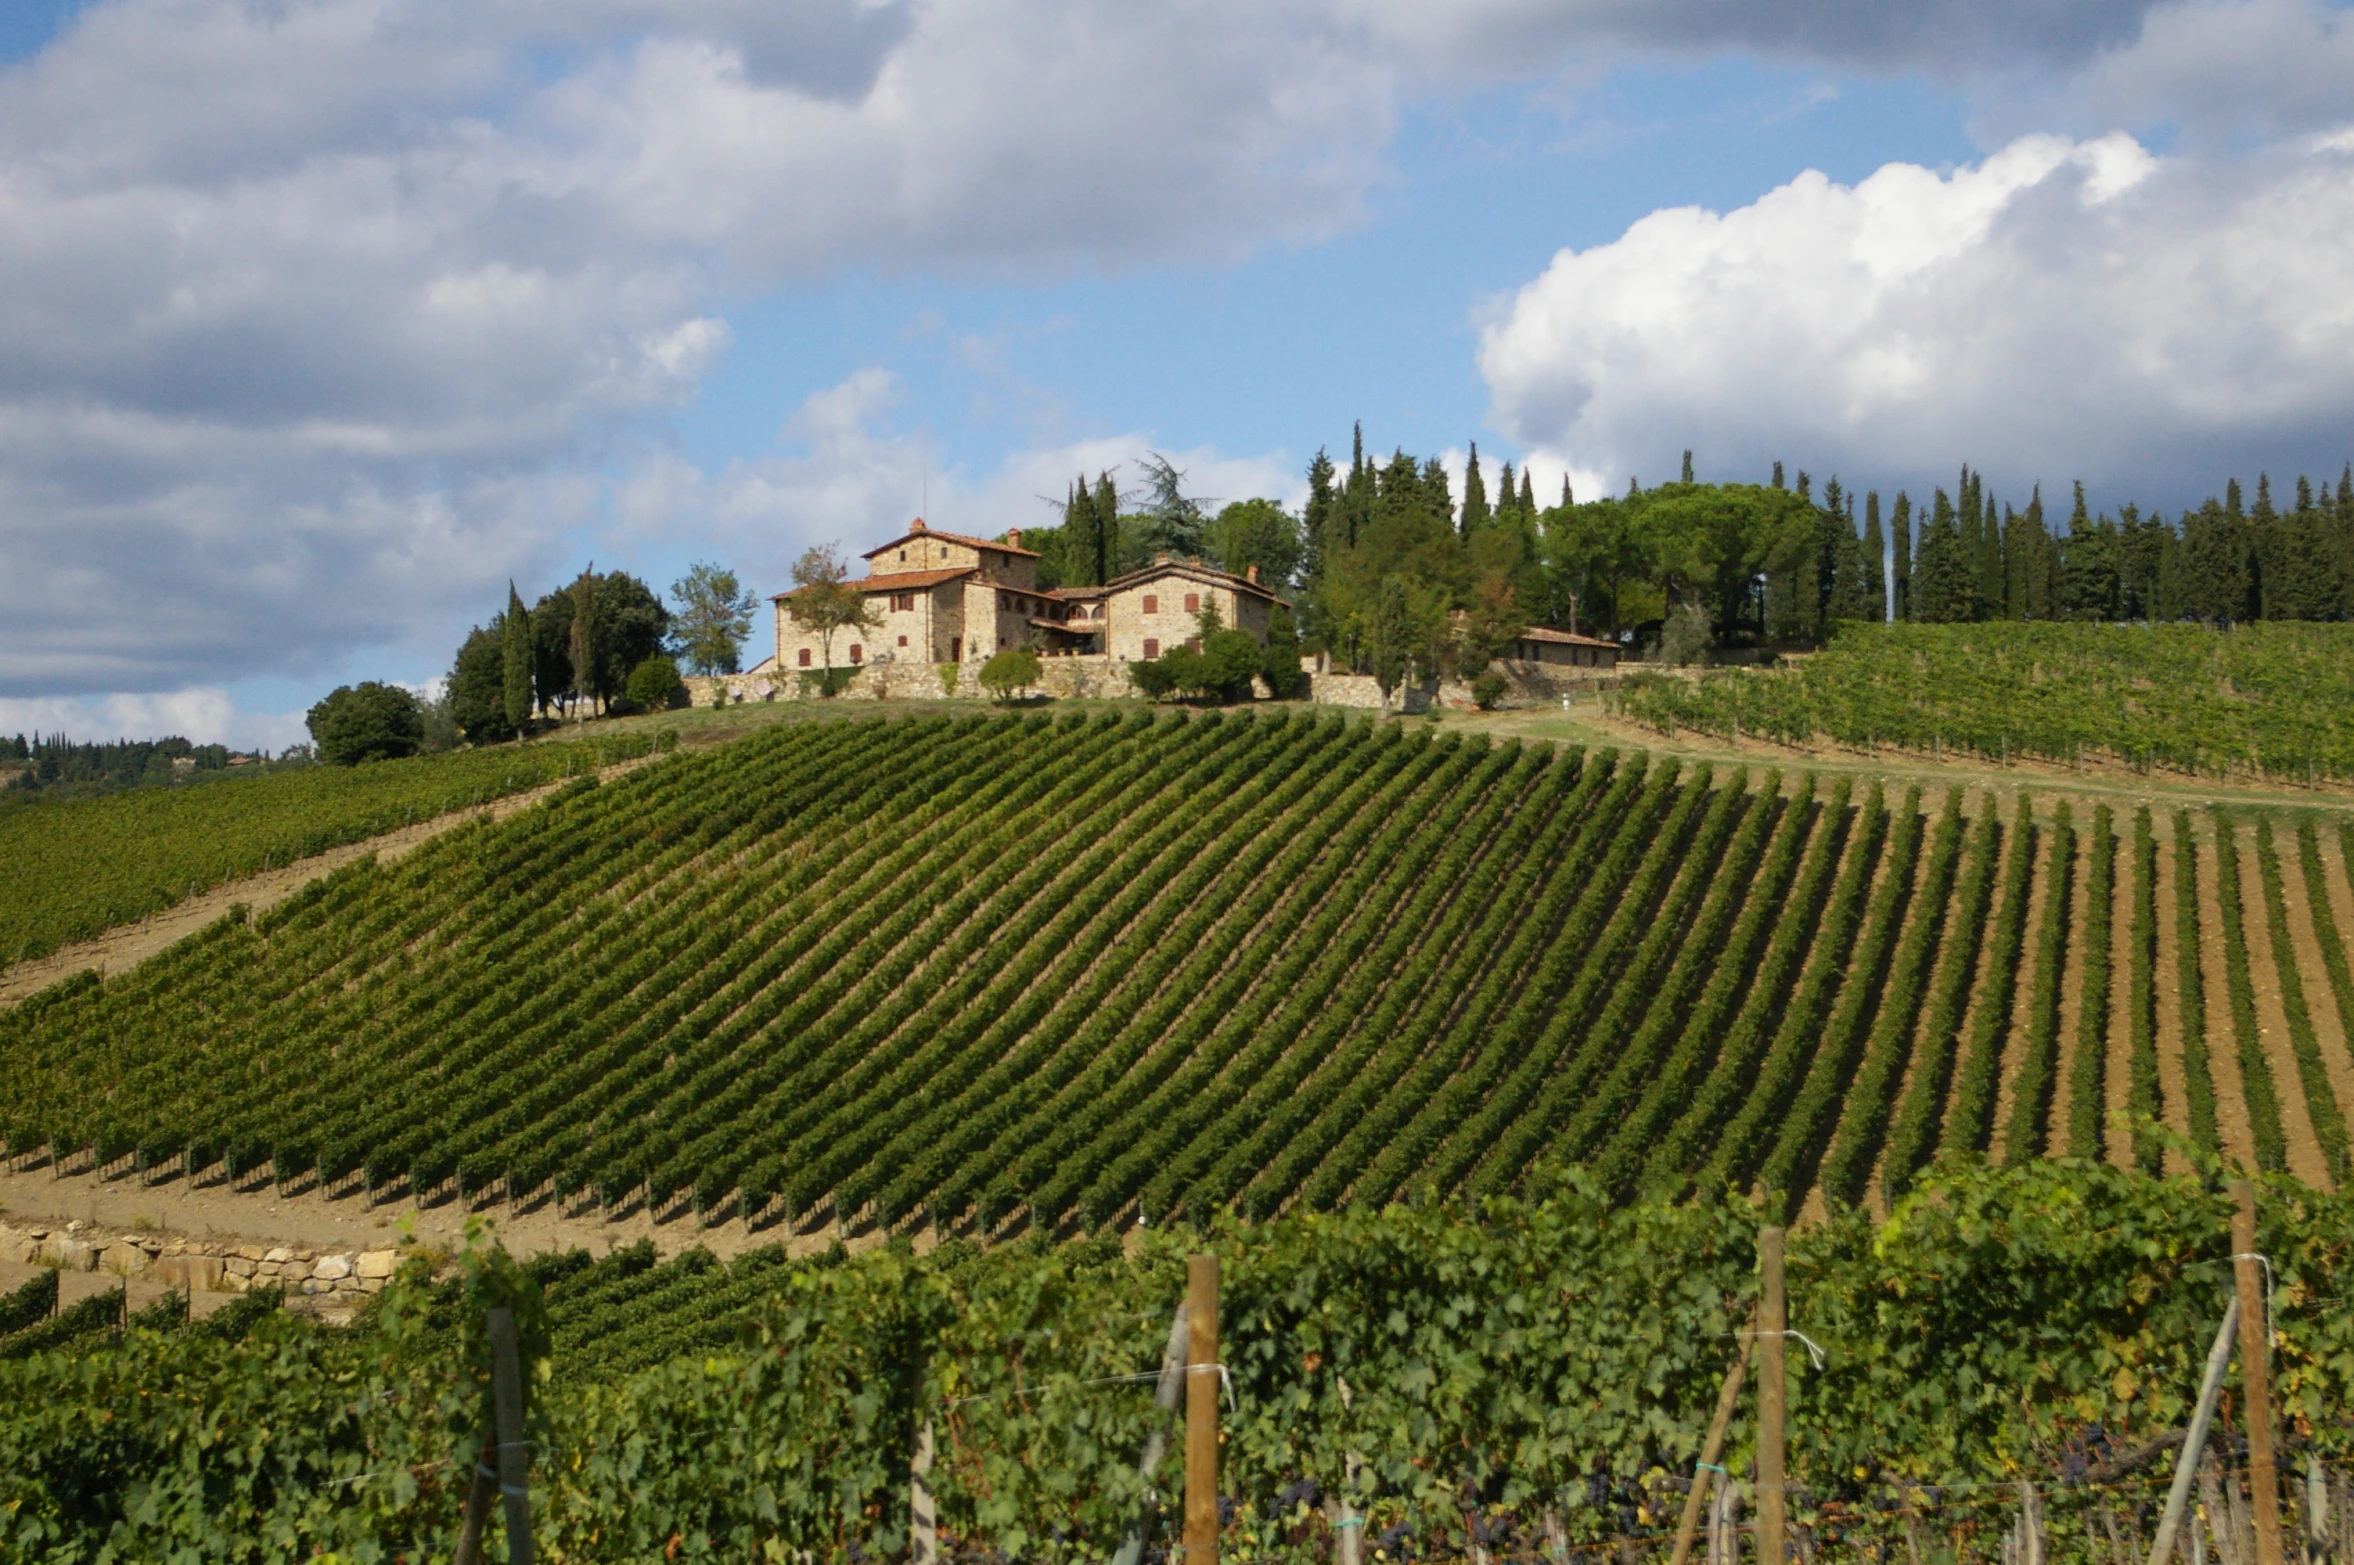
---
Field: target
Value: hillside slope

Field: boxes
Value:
[3,708,2348,1228]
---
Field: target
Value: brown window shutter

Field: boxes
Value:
[1143,594,1158,614]
[1184,593,1199,613]
[1143,638,1159,659]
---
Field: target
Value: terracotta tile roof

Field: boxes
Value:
[1102,556,1289,604]
[771,566,974,602]
[1516,625,1620,649]
[861,521,1040,560]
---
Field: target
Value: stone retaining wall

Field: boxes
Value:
[2,1218,406,1299]
[687,654,1143,708]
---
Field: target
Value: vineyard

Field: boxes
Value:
[0,729,669,966]
[5,1161,2354,1559]
[5,707,2354,1224]
[1613,620,2354,783]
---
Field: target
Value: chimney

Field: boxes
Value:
[910,517,928,533]
[1006,528,1023,549]
[1155,551,1170,565]
[1246,564,1260,585]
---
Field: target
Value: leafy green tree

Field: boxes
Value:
[1208,499,1303,590]
[668,563,757,676]
[501,584,534,736]
[306,682,424,766]
[784,546,881,691]
[978,647,1042,702]
[623,655,688,711]
[446,624,512,743]
[532,586,575,716]
[1657,601,1711,665]
[588,572,670,702]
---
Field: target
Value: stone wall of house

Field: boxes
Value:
[2,1217,407,1300]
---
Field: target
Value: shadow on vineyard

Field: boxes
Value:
[3,1159,2350,1562]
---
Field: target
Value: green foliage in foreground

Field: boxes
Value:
[1616,620,2354,781]
[0,730,668,965]
[4,1160,2352,1562]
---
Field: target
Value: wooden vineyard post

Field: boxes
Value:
[1185,1253,1221,1565]
[1757,1226,1788,1565]
[2230,1180,2284,1565]
[1669,1314,1756,1565]
[487,1305,537,1565]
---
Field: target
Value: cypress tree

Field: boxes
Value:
[1862,492,1887,622]
[1892,491,1914,621]
[567,568,601,714]
[501,582,533,738]
[1460,443,1490,535]
[1061,477,1098,587]
[1494,461,1516,523]
[1519,469,1535,514]
[1957,480,1984,618]
[1561,474,1573,506]
[1914,488,1976,623]
[2253,474,2282,619]
[1681,449,1695,484]
[1771,461,1785,489]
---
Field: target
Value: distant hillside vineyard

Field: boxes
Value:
[1617,621,2354,782]
[3,708,2347,1222]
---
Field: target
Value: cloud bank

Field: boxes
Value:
[0,0,2306,714]
[1480,127,2354,506]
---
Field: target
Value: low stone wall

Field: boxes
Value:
[688,655,1142,707]
[2,1218,405,1298]
[1307,673,1435,713]
[1434,662,1623,711]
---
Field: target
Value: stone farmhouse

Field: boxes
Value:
[769,518,1287,674]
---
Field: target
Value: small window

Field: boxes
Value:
[898,549,907,562]
[999,591,1011,611]
[1143,637,1160,659]
[1142,594,1158,614]
[1184,592,1200,613]
[798,648,811,667]
[898,635,908,647]
[849,644,862,664]
[950,636,961,661]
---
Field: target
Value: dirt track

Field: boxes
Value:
[0,754,660,1008]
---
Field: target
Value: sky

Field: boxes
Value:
[2,0,2352,749]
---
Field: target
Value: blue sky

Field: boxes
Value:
[0,0,2350,747]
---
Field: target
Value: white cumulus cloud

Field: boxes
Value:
[1478,130,2354,505]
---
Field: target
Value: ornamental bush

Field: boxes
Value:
[622,654,688,711]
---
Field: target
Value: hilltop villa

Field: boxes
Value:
[734,516,1619,709]
[770,519,1286,673]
